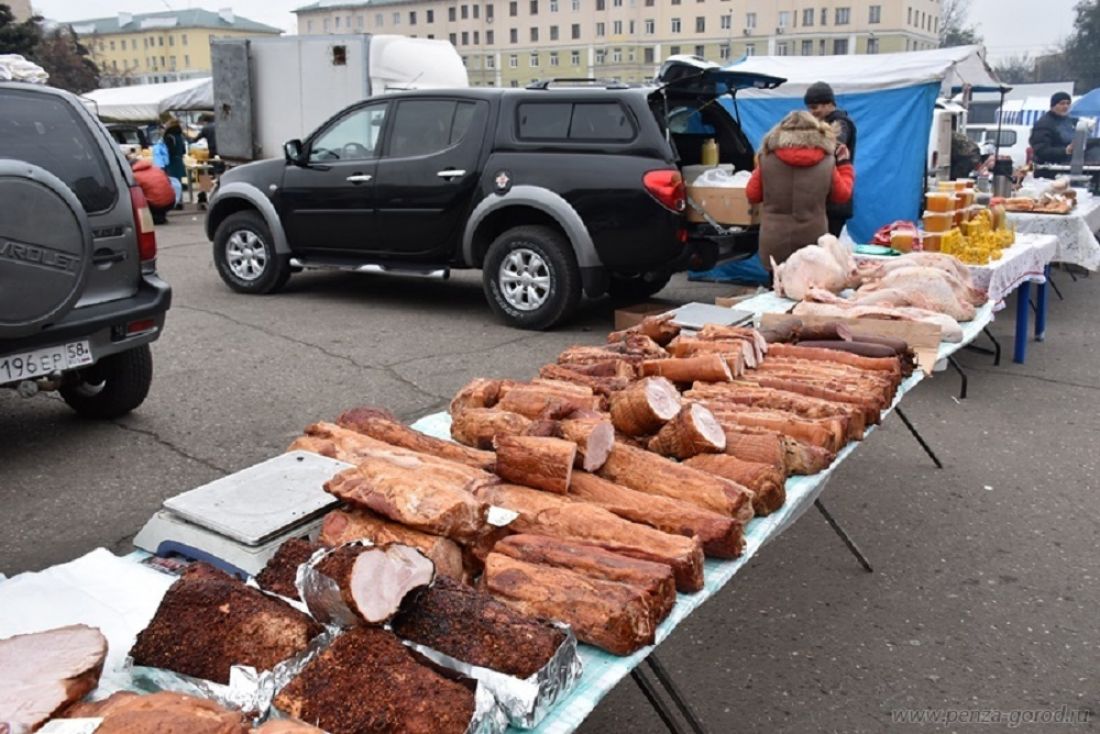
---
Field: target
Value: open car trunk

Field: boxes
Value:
[647,56,786,267]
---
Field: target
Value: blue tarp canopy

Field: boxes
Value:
[723,45,1002,243]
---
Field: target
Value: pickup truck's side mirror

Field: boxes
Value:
[284,139,305,165]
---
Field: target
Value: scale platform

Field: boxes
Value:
[671,302,754,331]
[134,451,354,577]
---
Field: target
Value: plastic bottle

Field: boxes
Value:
[701,138,719,167]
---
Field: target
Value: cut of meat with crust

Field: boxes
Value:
[292,422,496,481]
[253,722,327,733]
[640,354,732,383]
[683,454,787,516]
[598,443,755,524]
[647,403,727,459]
[493,534,677,623]
[557,416,615,471]
[450,378,505,414]
[722,425,835,475]
[496,384,602,419]
[494,435,576,494]
[739,376,883,425]
[666,337,749,375]
[319,508,467,581]
[763,343,900,376]
[473,482,705,592]
[130,564,323,685]
[64,691,251,734]
[545,359,637,380]
[309,544,435,625]
[569,472,745,558]
[536,363,632,398]
[324,460,492,542]
[255,537,319,601]
[335,407,496,470]
[706,404,846,453]
[449,407,533,450]
[0,624,108,734]
[391,576,565,680]
[274,626,477,734]
[482,553,656,656]
[607,314,681,346]
[687,383,867,441]
[609,377,681,436]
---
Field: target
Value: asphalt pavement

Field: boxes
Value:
[1,211,1097,732]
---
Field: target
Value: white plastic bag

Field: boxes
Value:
[694,168,752,188]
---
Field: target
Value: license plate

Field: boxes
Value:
[0,340,93,384]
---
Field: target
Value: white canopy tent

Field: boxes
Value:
[83,77,213,122]
[729,45,1005,99]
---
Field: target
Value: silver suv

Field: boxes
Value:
[0,82,171,418]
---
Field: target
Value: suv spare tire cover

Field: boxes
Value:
[0,159,94,339]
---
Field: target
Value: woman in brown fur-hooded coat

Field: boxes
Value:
[746,110,855,269]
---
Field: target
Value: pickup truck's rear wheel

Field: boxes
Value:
[213,210,291,294]
[483,225,581,330]
[608,271,673,302]
[60,345,153,419]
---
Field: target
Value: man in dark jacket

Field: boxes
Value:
[1030,92,1077,167]
[805,81,857,237]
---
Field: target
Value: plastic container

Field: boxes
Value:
[922,233,942,252]
[701,138,719,167]
[957,190,975,208]
[889,230,915,253]
[954,179,973,192]
[925,192,955,213]
[923,211,952,233]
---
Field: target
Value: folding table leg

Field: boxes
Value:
[645,657,711,734]
[1035,268,1049,341]
[1014,282,1031,364]
[631,668,687,734]
[815,499,873,573]
[1048,270,1065,300]
[894,407,944,469]
[984,327,1001,366]
[947,356,968,400]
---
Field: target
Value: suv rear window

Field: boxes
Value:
[517,102,636,142]
[0,89,117,212]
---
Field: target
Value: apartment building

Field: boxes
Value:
[293,0,941,87]
[70,8,282,87]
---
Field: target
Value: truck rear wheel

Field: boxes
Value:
[482,225,582,330]
[60,345,153,419]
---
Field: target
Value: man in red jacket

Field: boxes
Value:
[130,157,175,224]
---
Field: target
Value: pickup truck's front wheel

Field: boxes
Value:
[60,345,153,419]
[483,225,581,330]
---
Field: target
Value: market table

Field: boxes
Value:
[854,233,1057,364]
[1007,191,1100,272]
[411,374,922,734]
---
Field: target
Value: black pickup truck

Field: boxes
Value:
[205,57,783,329]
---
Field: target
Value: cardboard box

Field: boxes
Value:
[613,299,678,331]
[686,184,759,226]
[714,286,761,308]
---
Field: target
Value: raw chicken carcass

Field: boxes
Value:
[856,266,980,321]
[857,254,986,306]
[772,234,859,300]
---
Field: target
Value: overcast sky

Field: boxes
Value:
[33,0,1076,60]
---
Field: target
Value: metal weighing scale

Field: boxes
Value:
[134,451,354,577]
[670,302,754,333]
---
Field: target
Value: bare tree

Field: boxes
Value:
[939,0,982,47]
[993,54,1035,84]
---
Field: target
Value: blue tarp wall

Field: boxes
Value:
[725,82,941,244]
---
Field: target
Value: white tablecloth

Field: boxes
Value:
[964,234,1058,310]
[1008,192,1100,271]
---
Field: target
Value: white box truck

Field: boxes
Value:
[211,34,468,161]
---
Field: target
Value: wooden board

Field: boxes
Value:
[760,312,942,375]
